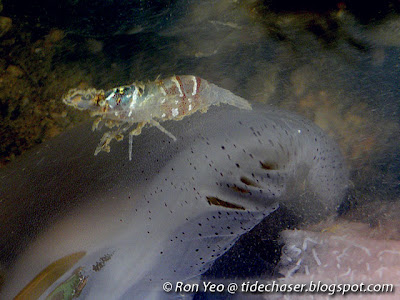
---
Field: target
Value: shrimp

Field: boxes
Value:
[62,75,252,160]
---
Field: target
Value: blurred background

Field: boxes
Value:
[0,0,399,296]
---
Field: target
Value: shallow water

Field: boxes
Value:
[0,0,399,299]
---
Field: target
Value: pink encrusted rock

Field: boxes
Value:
[278,224,400,299]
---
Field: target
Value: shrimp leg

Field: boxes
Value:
[127,120,179,160]
[149,119,177,141]
[95,122,136,156]
[95,131,117,155]
[128,122,146,161]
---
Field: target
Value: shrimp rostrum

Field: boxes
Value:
[62,75,252,160]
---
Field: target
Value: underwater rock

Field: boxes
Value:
[278,225,400,299]
[0,103,347,299]
[0,16,11,38]
[6,65,24,78]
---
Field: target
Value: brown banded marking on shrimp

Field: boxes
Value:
[62,75,252,160]
[156,75,205,121]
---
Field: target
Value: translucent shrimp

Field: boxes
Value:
[62,75,252,160]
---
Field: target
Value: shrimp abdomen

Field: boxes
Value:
[157,75,251,120]
[174,75,252,111]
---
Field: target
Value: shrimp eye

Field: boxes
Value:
[118,88,125,95]
[138,87,144,95]
[94,95,106,107]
